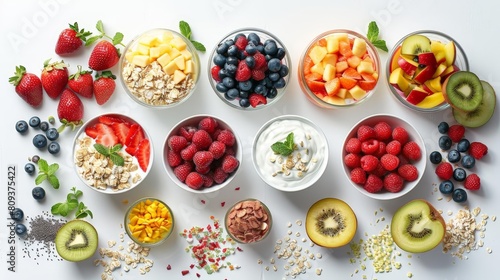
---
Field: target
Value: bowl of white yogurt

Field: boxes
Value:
[252,115,329,192]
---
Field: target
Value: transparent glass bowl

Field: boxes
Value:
[124,197,174,247]
[298,29,381,109]
[386,30,469,112]
[225,198,272,244]
[119,28,200,109]
[208,28,291,110]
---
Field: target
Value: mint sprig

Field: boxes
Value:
[367,21,388,52]
[51,187,93,219]
[271,132,295,156]
[179,20,206,52]
[94,143,124,166]
[35,158,60,189]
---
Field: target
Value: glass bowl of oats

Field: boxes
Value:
[119,28,200,109]
[252,115,329,192]
[73,113,153,194]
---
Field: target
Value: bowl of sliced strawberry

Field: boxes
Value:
[73,113,153,194]
[163,115,242,193]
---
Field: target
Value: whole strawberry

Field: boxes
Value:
[88,41,120,71]
[68,66,93,98]
[57,89,84,131]
[93,71,116,105]
[9,65,43,107]
[41,59,69,99]
[55,22,92,55]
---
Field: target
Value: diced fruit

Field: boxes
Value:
[401,34,432,55]
[406,87,429,105]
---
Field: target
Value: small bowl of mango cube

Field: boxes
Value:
[124,197,175,247]
[119,28,200,109]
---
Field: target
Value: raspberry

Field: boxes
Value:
[251,69,266,81]
[166,149,182,167]
[167,135,188,152]
[192,130,213,149]
[173,162,193,182]
[364,174,383,193]
[253,52,266,69]
[398,164,419,182]
[249,93,267,108]
[447,124,465,142]
[193,151,214,168]
[370,163,388,177]
[212,167,229,184]
[360,155,379,172]
[198,117,218,134]
[361,139,380,155]
[180,143,198,161]
[374,121,392,141]
[357,125,376,142]
[464,173,481,190]
[435,162,453,180]
[374,142,386,158]
[217,129,236,147]
[402,141,422,161]
[469,142,488,160]
[345,137,362,154]
[383,172,404,193]
[201,174,214,188]
[208,141,226,159]
[392,126,409,145]
[185,172,204,190]
[179,125,197,141]
[380,154,400,171]
[234,35,248,51]
[344,153,361,169]
[350,167,367,184]
[221,155,239,173]
[195,164,211,175]
[210,65,221,82]
[385,140,401,155]
[235,60,251,82]
[225,147,236,156]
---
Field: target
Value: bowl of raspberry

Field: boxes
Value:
[342,114,426,200]
[208,28,291,110]
[163,115,242,193]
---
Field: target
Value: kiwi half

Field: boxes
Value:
[55,219,98,262]
[305,198,357,248]
[401,34,432,55]
[453,80,496,127]
[443,71,484,112]
[390,199,445,253]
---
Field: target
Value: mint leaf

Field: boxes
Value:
[51,203,61,215]
[271,142,293,156]
[372,40,388,52]
[109,153,125,166]
[35,174,47,185]
[366,21,388,52]
[191,40,206,52]
[48,175,60,189]
[35,158,60,189]
[284,133,294,149]
[47,163,59,175]
[94,143,110,156]
[179,20,192,39]
[38,159,48,172]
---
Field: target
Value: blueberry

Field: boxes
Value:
[224,63,237,75]
[254,84,267,95]
[262,77,273,88]
[429,151,442,164]
[439,180,454,194]
[256,45,265,53]
[227,45,238,56]
[239,98,250,108]
[15,224,27,236]
[10,208,24,222]
[453,167,467,182]
[267,58,282,72]
[264,40,278,56]
[438,122,449,134]
[39,121,49,131]
[245,42,257,55]
[457,139,470,153]
[247,32,261,45]
[276,48,286,60]
[16,120,29,134]
[268,72,281,82]
[216,43,229,54]
[225,88,239,100]
[438,135,452,150]
[222,77,236,89]
[32,186,46,200]
[461,155,476,169]
[239,91,249,99]
[265,54,272,62]
[218,68,229,80]
[224,38,234,47]
[274,78,287,89]
[245,56,255,68]
[447,149,461,163]
[32,134,48,149]
[279,64,289,77]
[267,88,278,99]
[452,188,467,203]
[25,163,36,175]
[233,33,246,41]
[215,82,228,93]
[48,142,60,154]
[238,80,253,91]
[226,56,239,65]
[46,128,59,141]
[31,155,40,164]
[237,50,247,60]
[29,116,41,128]
[213,54,226,67]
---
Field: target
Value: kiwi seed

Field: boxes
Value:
[406,213,432,238]
[315,209,345,237]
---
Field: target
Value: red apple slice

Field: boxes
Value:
[398,57,417,76]
[418,52,437,68]
[414,65,436,84]
[406,87,429,105]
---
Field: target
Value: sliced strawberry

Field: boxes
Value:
[125,124,145,149]
[125,145,138,156]
[84,125,98,138]
[95,123,118,147]
[112,122,130,145]
[98,115,125,125]
[136,138,150,172]
[249,93,267,108]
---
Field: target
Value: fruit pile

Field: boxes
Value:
[16,116,61,155]
[302,32,379,106]
[126,199,173,244]
[210,31,289,108]
[166,117,239,190]
[431,122,487,203]
[344,121,422,193]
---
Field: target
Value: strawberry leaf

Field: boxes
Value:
[95,20,105,34]
[112,32,124,46]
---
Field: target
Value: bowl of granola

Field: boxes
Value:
[225,198,272,244]
[119,28,200,108]
[73,113,153,194]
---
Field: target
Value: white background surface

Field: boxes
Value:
[1,0,499,279]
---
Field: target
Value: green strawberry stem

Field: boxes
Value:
[57,119,83,133]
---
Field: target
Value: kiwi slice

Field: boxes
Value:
[55,219,98,262]
[390,199,445,253]
[305,198,357,248]
[453,80,496,127]
[401,34,432,55]
[443,71,483,112]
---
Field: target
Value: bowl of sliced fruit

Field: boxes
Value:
[73,113,153,194]
[298,29,381,108]
[386,30,469,112]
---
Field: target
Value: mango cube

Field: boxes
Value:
[309,45,327,65]
[168,47,181,59]
[132,55,151,67]
[180,49,192,60]
[184,59,194,74]
[325,35,339,54]
[357,60,375,74]
[163,61,178,75]
[349,85,367,100]
[157,53,172,67]
[136,43,150,56]
[322,64,336,82]
[139,35,160,47]
[351,38,367,58]
[173,55,185,70]
[310,63,325,75]
[170,37,187,51]
[173,69,186,84]
[160,31,174,44]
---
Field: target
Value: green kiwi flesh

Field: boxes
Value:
[444,71,483,112]
[55,219,98,262]
[453,80,496,127]
[401,34,432,55]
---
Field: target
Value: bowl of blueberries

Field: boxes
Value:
[208,28,291,110]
